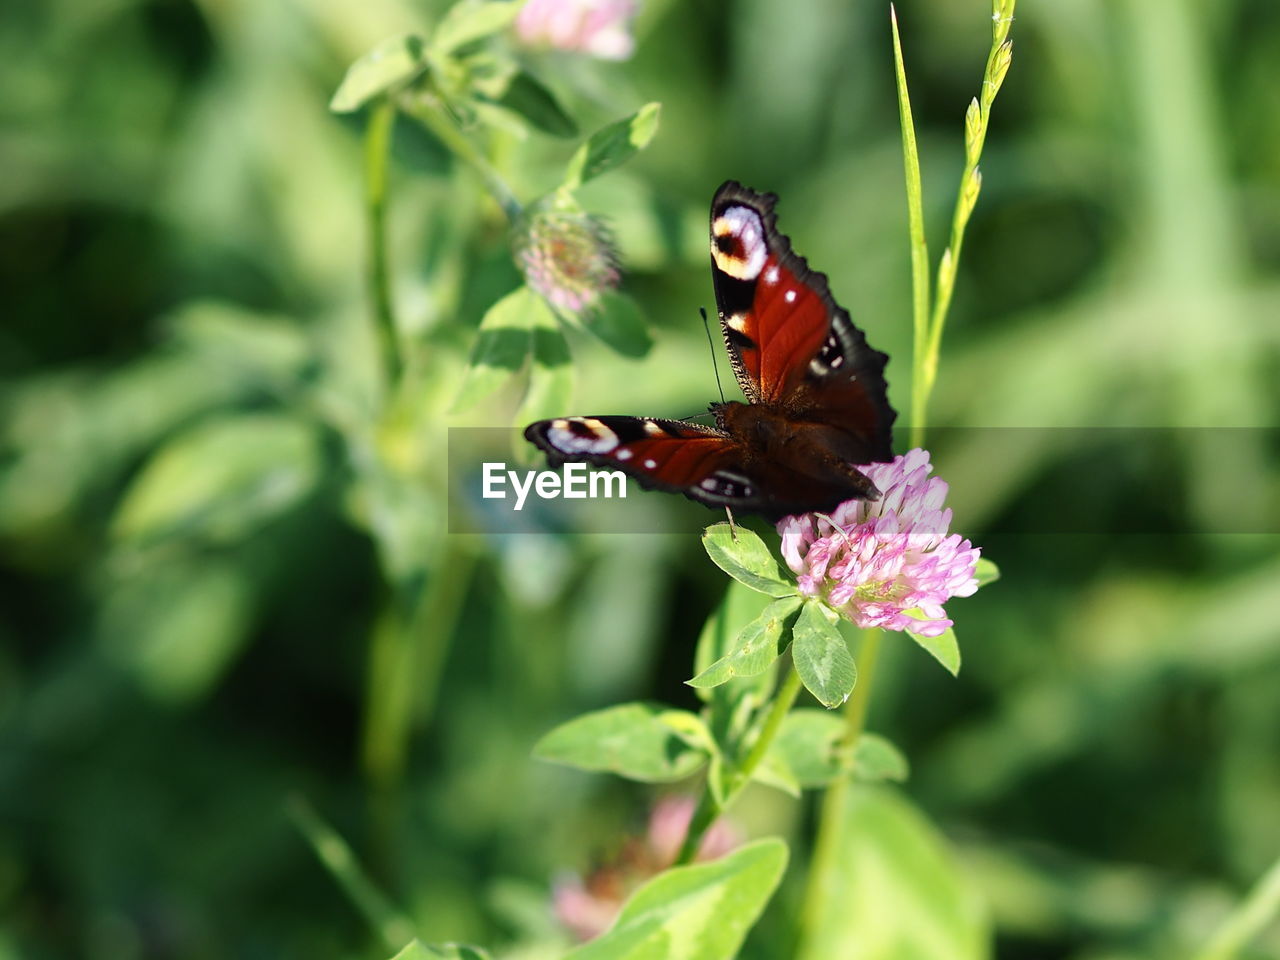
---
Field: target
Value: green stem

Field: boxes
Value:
[365,98,401,388]
[675,663,805,865]
[399,94,522,222]
[287,794,416,952]
[1193,851,1280,960]
[900,0,1016,447]
[797,628,883,954]
[891,6,933,450]
[362,546,476,788]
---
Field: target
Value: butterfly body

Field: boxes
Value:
[523,181,896,519]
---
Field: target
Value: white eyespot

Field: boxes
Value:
[617,448,632,460]
[547,417,618,454]
[726,312,749,333]
[643,458,657,469]
[830,356,844,368]
[711,205,767,281]
[643,420,664,436]
[784,289,797,303]
[764,266,780,285]
[700,477,721,491]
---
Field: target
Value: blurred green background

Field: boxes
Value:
[2,0,1279,957]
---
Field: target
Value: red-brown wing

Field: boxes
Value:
[709,181,895,461]
[524,415,879,517]
[524,416,758,508]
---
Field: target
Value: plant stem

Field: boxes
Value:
[796,628,883,954]
[362,546,476,790]
[365,98,401,388]
[399,94,522,222]
[675,663,805,865]
[1193,851,1280,960]
[891,5,932,450]
[287,794,416,952]
[900,0,1016,447]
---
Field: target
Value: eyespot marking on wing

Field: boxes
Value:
[547,417,618,454]
[711,205,767,280]
[698,470,755,500]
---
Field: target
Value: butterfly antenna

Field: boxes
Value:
[701,307,727,404]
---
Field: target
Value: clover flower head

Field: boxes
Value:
[778,448,980,637]
[513,207,620,314]
[515,0,638,61]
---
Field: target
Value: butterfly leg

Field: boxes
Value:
[724,505,738,540]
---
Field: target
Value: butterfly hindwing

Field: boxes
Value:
[709,181,894,461]
[523,414,880,517]
[523,416,763,509]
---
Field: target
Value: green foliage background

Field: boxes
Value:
[2,0,1278,957]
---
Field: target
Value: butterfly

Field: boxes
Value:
[523,181,896,519]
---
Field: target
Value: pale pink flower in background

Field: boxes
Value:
[644,794,740,866]
[515,0,638,60]
[552,795,741,942]
[778,448,980,637]
[513,208,620,314]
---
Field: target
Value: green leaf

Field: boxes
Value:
[689,596,802,689]
[701,523,795,598]
[691,583,776,758]
[974,557,1000,588]
[890,5,932,419]
[766,708,849,788]
[429,1,522,57]
[692,581,772,691]
[165,300,311,388]
[330,34,427,113]
[452,287,534,412]
[580,290,653,358]
[796,788,989,960]
[792,602,857,708]
[562,102,662,191]
[905,622,962,676]
[564,838,788,960]
[390,942,490,960]
[112,413,321,546]
[533,703,710,782]
[98,558,254,704]
[514,293,572,425]
[852,733,910,783]
[490,71,577,138]
[751,750,802,798]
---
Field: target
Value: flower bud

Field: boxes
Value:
[513,207,621,315]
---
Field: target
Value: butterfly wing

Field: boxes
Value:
[524,416,753,507]
[709,181,895,462]
[524,415,874,516]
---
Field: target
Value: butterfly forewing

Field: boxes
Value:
[709,181,894,460]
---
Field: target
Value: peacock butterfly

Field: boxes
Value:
[523,181,896,519]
